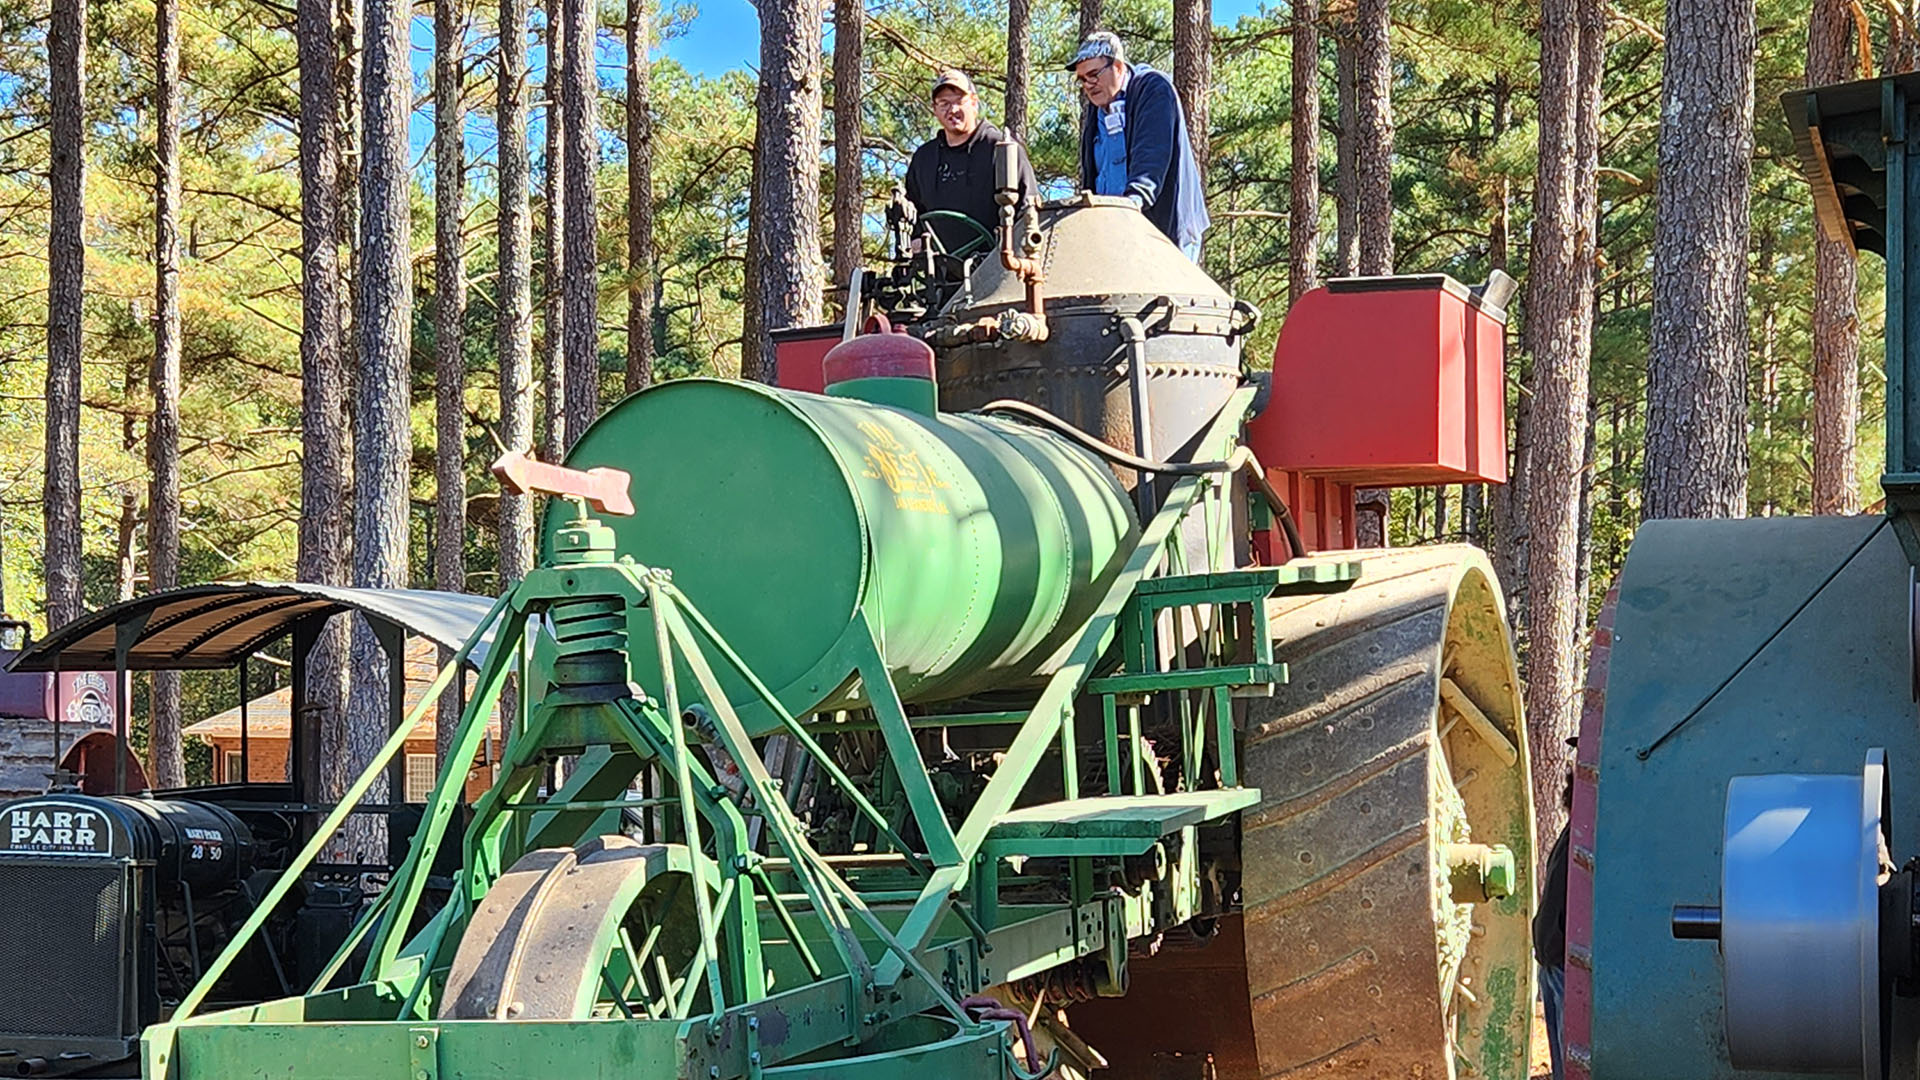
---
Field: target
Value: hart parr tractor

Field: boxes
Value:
[0,586,502,1079]
[136,173,1534,1078]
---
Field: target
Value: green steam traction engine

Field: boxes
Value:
[141,197,1534,1078]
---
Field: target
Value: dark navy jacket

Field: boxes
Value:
[1077,64,1211,250]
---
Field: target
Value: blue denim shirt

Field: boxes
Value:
[1093,101,1130,198]
[1077,65,1210,254]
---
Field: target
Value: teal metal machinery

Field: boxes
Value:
[547,378,1139,730]
[1577,73,1920,1080]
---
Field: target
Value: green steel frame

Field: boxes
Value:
[141,386,1357,1080]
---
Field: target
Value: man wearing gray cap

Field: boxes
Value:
[903,69,1039,256]
[1068,31,1210,260]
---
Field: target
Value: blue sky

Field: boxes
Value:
[403,0,1277,165]
[664,0,1275,78]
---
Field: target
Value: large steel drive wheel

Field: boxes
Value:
[1240,545,1535,1080]
[439,835,703,1020]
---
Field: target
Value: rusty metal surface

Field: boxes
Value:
[1562,587,1615,1080]
[439,836,694,1020]
[942,196,1231,317]
[930,197,1244,490]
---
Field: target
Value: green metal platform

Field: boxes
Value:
[984,789,1262,858]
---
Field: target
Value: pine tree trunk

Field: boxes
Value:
[115,393,139,604]
[1173,0,1212,181]
[1493,362,1532,620]
[301,0,353,801]
[1469,78,1510,551]
[1810,0,1860,515]
[499,0,533,545]
[1488,74,1511,272]
[1288,0,1320,302]
[350,0,417,848]
[1079,0,1103,39]
[1331,14,1358,277]
[744,0,824,381]
[337,0,361,370]
[1643,0,1754,520]
[830,0,863,299]
[740,167,765,380]
[1352,0,1391,275]
[1574,0,1603,254]
[541,4,567,460]
[497,0,534,745]
[626,0,654,391]
[1346,0,1393,545]
[1005,0,1030,139]
[434,0,469,768]
[1519,0,1604,859]
[114,490,137,604]
[561,0,599,445]
[1573,393,1597,623]
[149,0,185,788]
[44,0,85,631]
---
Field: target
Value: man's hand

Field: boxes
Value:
[1126,193,1145,211]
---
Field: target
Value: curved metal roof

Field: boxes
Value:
[7,582,500,672]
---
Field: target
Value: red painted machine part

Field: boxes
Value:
[820,316,935,385]
[1247,281,1508,486]
[1562,585,1616,1080]
[1251,469,1357,561]
[770,325,842,394]
[61,730,153,794]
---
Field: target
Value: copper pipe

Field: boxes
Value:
[997,204,1048,324]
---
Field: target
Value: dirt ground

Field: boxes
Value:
[1530,998,1555,1079]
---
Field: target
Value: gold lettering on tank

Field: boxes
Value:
[857,420,951,514]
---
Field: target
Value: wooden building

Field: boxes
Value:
[185,636,501,802]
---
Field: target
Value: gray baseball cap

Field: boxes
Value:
[1066,31,1126,70]
[930,68,977,99]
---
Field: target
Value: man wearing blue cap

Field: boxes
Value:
[1068,31,1211,260]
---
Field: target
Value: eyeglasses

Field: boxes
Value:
[1074,60,1114,86]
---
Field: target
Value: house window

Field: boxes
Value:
[224,750,245,783]
[404,753,438,803]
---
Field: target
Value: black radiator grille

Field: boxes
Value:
[0,860,128,1039]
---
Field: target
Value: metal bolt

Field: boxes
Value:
[1442,842,1517,903]
[750,1052,761,1065]
[415,1035,430,1049]
[1481,847,1516,900]
[748,1017,759,1031]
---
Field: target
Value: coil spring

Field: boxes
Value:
[1011,956,1104,1004]
[548,594,629,688]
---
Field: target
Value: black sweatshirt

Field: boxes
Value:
[903,121,1040,254]
[1534,826,1569,968]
